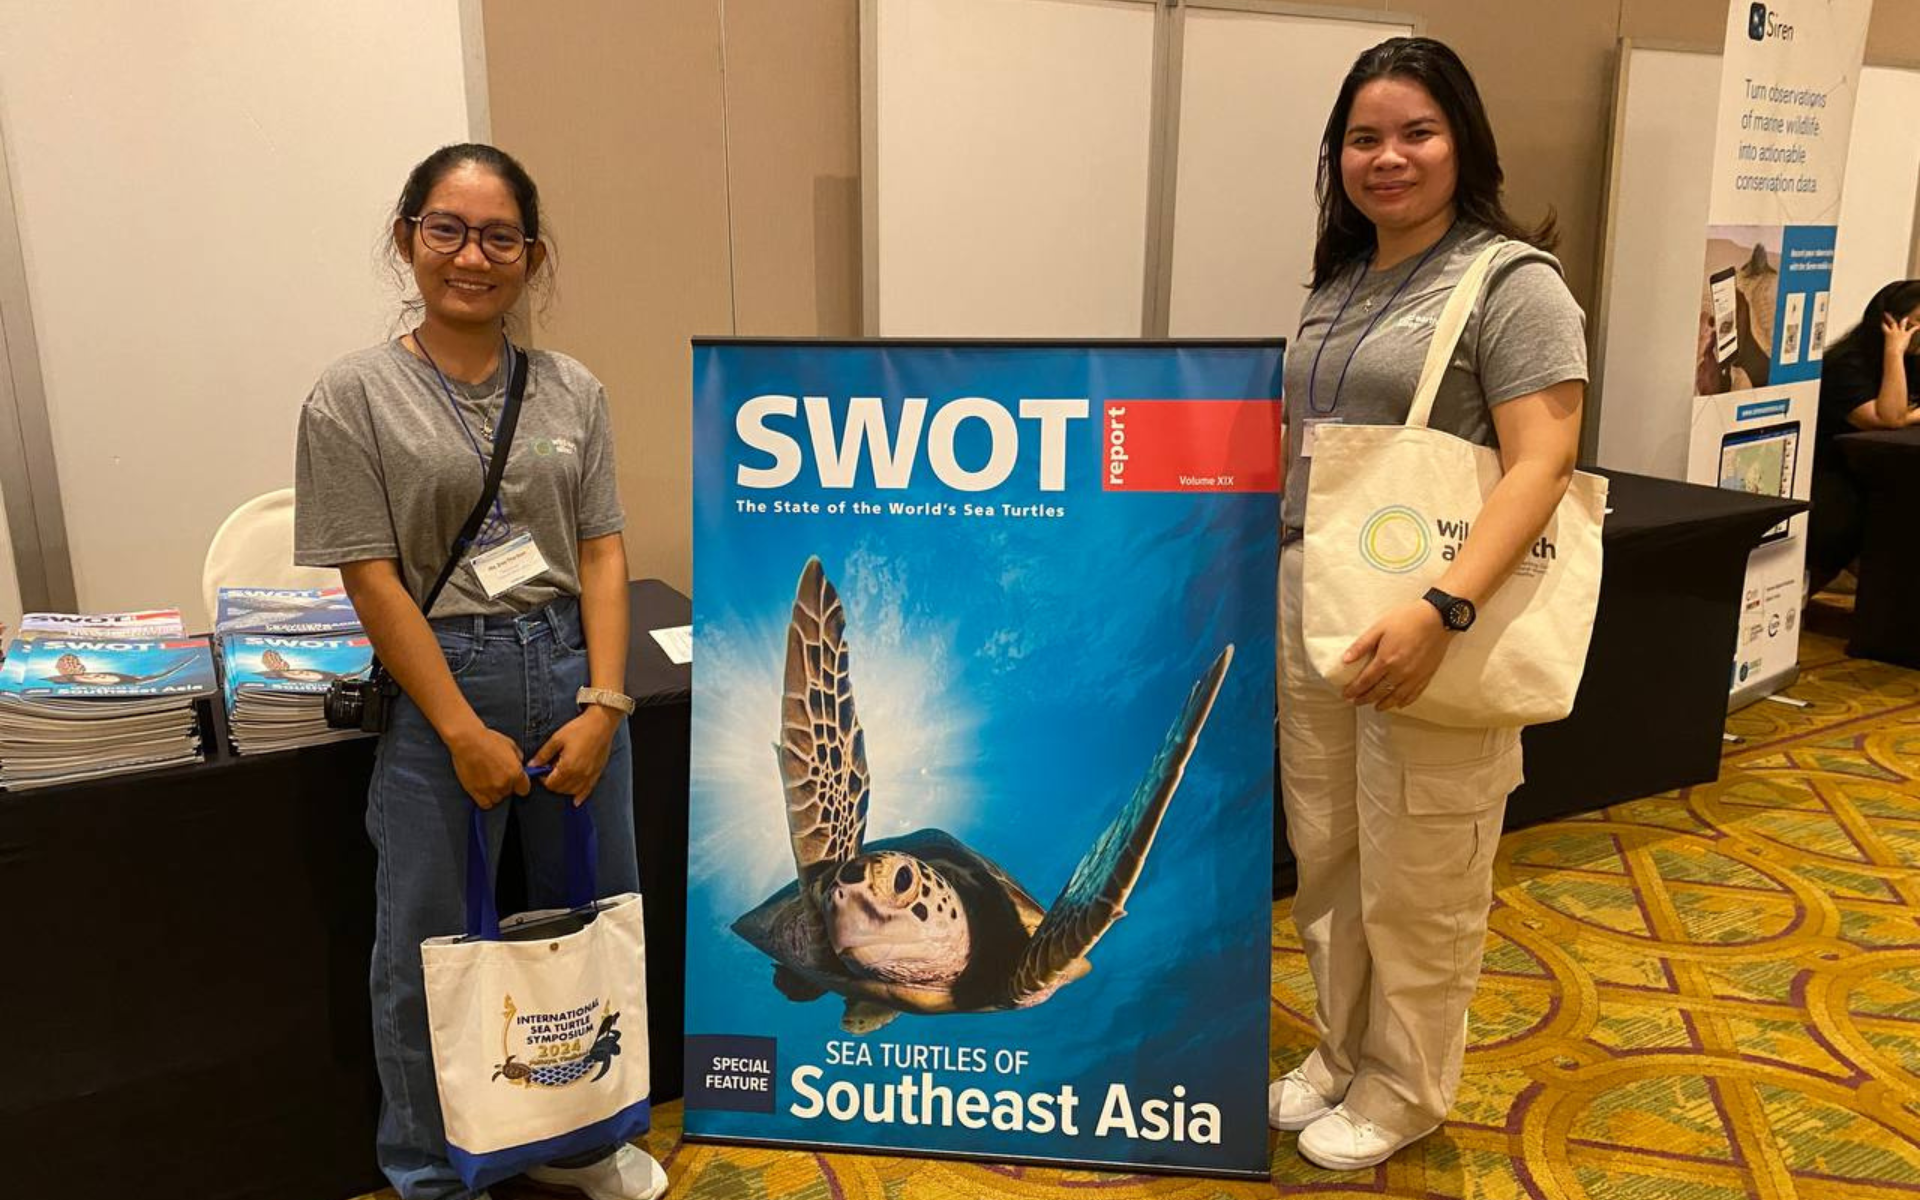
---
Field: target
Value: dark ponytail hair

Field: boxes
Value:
[1823,278,1920,380]
[1309,37,1554,290]
[385,142,554,325]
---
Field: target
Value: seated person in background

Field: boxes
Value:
[1809,279,1920,597]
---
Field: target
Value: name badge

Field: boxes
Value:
[469,532,550,599]
[1301,417,1343,459]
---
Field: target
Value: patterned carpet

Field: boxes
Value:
[374,603,1920,1199]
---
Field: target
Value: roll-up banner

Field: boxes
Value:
[683,340,1281,1177]
[1689,0,1871,704]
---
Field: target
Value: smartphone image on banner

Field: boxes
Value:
[1810,291,1830,362]
[1780,292,1805,366]
[1711,267,1740,363]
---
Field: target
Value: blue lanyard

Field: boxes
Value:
[414,331,513,549]
[1304,232,1453,417]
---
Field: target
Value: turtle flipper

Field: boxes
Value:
[773,964,828,1002]
[779,558,871,907]
[841,998,900,1034]
[1002,646,1234,1008]
[129,657,194,685]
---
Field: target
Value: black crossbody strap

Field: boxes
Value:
[419,343,530,616]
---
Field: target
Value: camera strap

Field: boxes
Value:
[421,342,530,614]
[366,343,531,684]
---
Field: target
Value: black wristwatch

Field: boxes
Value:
[1423,587,1477,632]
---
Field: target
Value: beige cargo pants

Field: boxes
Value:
[1277,543,1523,1137]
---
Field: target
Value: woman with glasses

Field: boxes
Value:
[293,144,666,1200]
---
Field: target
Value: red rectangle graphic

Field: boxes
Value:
[1100,400,1281,493]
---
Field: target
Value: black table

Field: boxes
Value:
[1836,428,1920,667]
[2,580,691,1200]
[1274,470,1805,891]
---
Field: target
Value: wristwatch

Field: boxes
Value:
[577,686,637,716]
[1422,587,1477,632]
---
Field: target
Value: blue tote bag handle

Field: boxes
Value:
[464,797,600,940]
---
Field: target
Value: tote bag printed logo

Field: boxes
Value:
[491,994,625,1089]
[1358,505,1431,574]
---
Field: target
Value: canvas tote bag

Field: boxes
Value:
[422,802,652,1192]
[1302,242,1607,728]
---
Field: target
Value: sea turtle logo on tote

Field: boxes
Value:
[1358,505,1432,574]
[731,557,1233,1035]
[490,994,624,1089]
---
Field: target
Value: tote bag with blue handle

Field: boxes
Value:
[422,802,651,1193]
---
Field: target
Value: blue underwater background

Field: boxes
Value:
[685,342,1279,1175]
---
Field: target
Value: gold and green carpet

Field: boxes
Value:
[370,612,1920,1198]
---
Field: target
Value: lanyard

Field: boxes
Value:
[414,331,513,549]
[1304,232,1453,417]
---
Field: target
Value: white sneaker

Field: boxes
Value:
[1267,1066,1338,1131]
[1296,1104,1436,1170]
[525,1144,668,1200]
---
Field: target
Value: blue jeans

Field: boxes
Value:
[366,596,639,1200]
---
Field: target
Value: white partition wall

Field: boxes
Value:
[0,1,475,617]
[863,0,1417,339]
[1166,6,1413,339]
[1593,42,1920,476]
[1830,66,1920,330]
[1591,46,1718,478]
[865,0,1160,337]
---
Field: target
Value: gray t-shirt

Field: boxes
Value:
[294,339,625,618]
[1282,223,1588,531]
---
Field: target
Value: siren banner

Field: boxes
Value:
[684,340,1281,1177]
[1688,0,1870,703]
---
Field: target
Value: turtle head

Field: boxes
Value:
[822,851,971,985]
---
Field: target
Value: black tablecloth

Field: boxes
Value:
[2,580,691,1200]
[1836,428,1920,666]
[1273,470,1805,890]
[1513,470,1804,820]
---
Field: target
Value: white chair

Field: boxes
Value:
[200,488,340,629]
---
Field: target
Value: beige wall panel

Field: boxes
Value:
[1869,3,1920,66]
[483,0,732,593]
[1618,0,1722,47]
[724,0,862,335]
[1398,0,1619,314]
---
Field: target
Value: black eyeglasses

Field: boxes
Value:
[407,211,534,265]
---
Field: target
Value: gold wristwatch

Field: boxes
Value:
[576,686,637,716]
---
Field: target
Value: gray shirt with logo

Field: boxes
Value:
[1281,223,1589,532]
[294,339,625,618]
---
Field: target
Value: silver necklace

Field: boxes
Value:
[412,330,507,442]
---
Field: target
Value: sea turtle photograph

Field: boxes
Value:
[250,648,356,685]
[41,652,197,687]
[731,556,1232,1034]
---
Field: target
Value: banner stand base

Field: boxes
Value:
[679,1131,1273,1182]
[1728,664,1801,715]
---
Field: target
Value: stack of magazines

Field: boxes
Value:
[0,609,216,789]
[214,587,374,754]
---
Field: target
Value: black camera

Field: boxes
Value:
[324,672,399,734]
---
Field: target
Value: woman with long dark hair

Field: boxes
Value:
[294,144,666,1200]
[1270,39,1587,1169]
[1807,279,1920,595]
